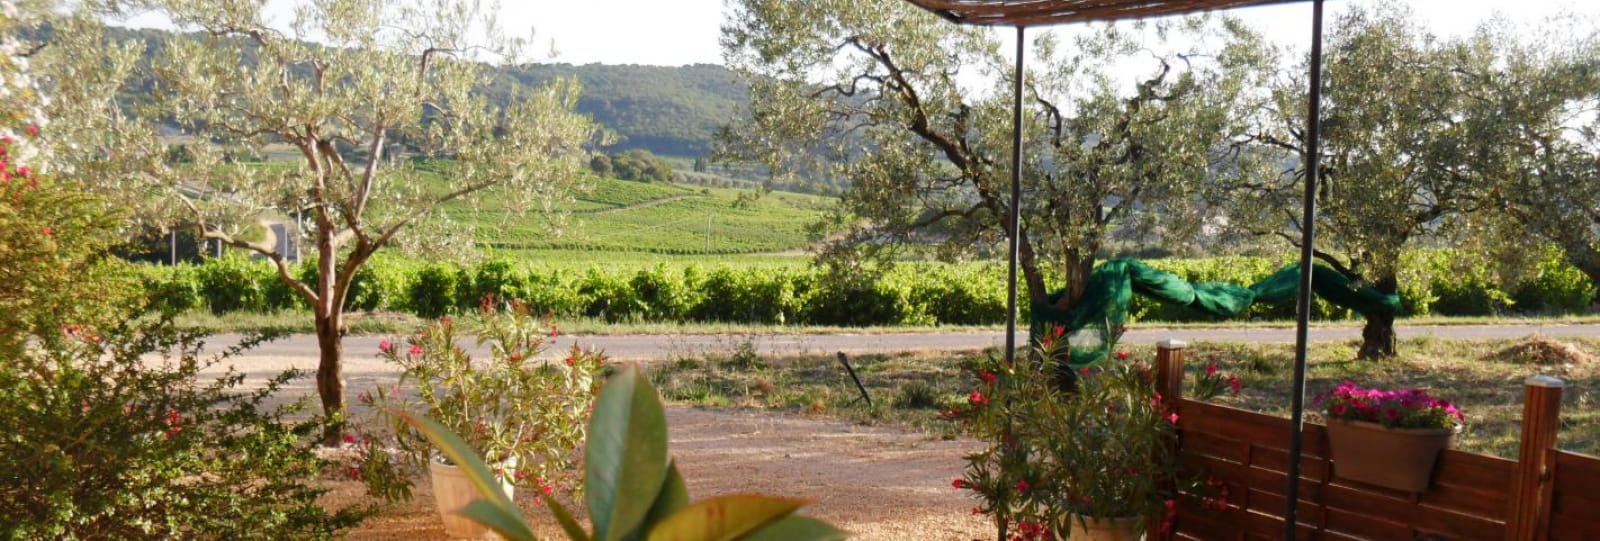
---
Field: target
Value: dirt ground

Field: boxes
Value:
[190,339,990,540]
[337,406,990,540]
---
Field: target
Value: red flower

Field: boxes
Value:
[16,166,27,177]
[23,125,38,137]
[1167,412,1180,425]
[952,478,970,489]
[1115,350,1129,360]
[378,338,392,353]
[1228,375,1242,395]
[1015,479,1030,493]
[39,227,52,235]
[549,325,560,337]
[978,370,996,385]
[408,344,423,355]
[971,506,982,515]
[1051,325,1065,338]
[564,355,575,366]
[347,466,361,480]
[1078,367,1090,375]
[343,434,356,444]
[1205,362,1218,376]
[968,390,988,406]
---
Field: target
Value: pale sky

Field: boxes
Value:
[114,0,1599,67]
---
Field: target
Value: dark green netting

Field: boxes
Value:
[1028,258,1400,368]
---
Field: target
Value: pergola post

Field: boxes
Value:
[1005,25,1025,366]
[1283,0,1327,534]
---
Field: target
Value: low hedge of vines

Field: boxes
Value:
[136,248,1594,327]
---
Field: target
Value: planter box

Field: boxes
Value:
[1325,419,1453,492]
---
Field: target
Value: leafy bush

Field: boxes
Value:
[0,322,369,538]
[362,301,604,501]
[195,253,271,314]
[408,263,460,318]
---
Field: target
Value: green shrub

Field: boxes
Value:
[577,269,636,322]
[408,263,460,318]
[0,322,369,538]
[139,265,201,316]
[195,253,271,314]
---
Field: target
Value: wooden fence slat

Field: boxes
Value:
[1506,375,1564,541]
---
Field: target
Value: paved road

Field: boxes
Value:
[210,323,1600,363]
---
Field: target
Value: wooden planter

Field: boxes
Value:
[1325,419,1454,492]
[429,459,515,539]
[1067,515,1144,541]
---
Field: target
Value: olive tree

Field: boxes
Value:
[44,0,598,435]
[722,0,1265,321]
[1231,6,1490,358]
[1456,20,1600,306]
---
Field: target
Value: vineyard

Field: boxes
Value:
[138,248,1595,327]
[442,174,832,254]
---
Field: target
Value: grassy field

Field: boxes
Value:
[644,336,1600,458]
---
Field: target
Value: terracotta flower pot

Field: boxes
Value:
[1325,419,1453,492]
[1067,515,1145,541]
[429,458,516,539]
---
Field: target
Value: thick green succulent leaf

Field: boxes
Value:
[644,495,808,541]
[587,366,671,541]
[546,496,592,541]
[741,516,849,541]
[622,461,691,540]
[461,500,539,541]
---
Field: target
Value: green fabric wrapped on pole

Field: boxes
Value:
[1028,258,1400,368]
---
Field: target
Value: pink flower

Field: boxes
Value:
[408,344,423,356]
[23,125,38,137]
[39,227,52,235]
[378,339,392,353]
[16,166,27,177]
[1116,350,1129,360]
[343,434,356,444]
[1015,479,1030,493]
[550,325,560,337]
[952,478,969,489]
[1167,412,1180,425]
[1228,375,1242,395]
[1205,362,1218,376]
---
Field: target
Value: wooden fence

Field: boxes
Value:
[1150,341,1600,541]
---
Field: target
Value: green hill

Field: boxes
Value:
[96,26,748,160]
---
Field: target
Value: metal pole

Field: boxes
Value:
[1005,26,1024,366]
[169,230,177,265]
[1284,0,1326,536]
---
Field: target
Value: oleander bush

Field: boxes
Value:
[0,323,371,539]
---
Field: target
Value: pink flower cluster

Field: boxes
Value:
[1316,381,1464,430]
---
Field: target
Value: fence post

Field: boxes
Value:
[1155,339,1186,403]
[1149,339,1186,539]
[1505,374,1564,541]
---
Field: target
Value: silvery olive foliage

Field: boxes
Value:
[722,0,1268,314]
[37,0,600,423]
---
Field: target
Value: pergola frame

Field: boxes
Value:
[900,0,1328,538]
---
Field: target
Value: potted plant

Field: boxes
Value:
[951,331,1235,540]
[363,299,604,539]
[1316,381,1465,492]
[391,365,848,541]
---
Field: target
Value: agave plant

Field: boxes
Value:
[398,365,847,541]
